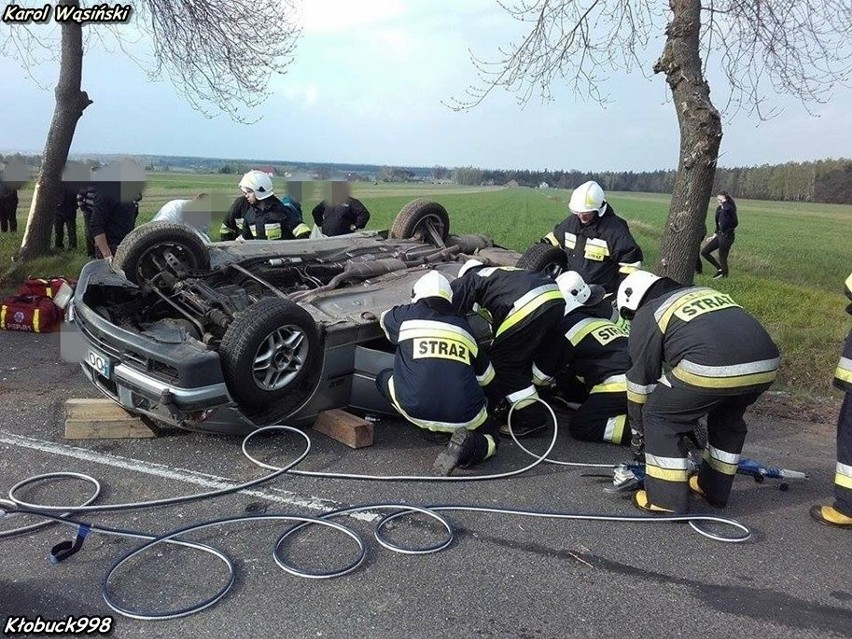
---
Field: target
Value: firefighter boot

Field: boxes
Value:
[632,490,675,515]
[433,429,476,476]
[809,505,852,529]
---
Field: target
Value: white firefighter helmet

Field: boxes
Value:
[457,259,485,278]
[556,270,606,314]
[569,180,606,217]
[616,270,661,319]
[239,170,274,200]
[411,271,453,304]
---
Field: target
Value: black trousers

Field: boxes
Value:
[54,214,77,249]
[701,231,736,275]
[643,383,766,512]
[570,390,629,445]
[835,391,852,516]
[0,199,17,232]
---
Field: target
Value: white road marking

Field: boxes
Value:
[0,430,378,521]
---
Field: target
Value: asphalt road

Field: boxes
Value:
[0,331,850,639]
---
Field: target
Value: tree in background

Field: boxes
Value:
[451,0,852,283]
[1,0,301,263]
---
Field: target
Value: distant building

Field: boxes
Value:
[505,179,519,188]
[539,181,549,189]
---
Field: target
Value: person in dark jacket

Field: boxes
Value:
[55,184,79,250]
[0,178,19,233]
[617,270,779,514]
[88,181,138,262]
[237,170,310,240]
[542,180,643,294]
[701,191,738,279]
[377,271,499,475]
[532,271,631,446]
[311,182,370,236]
[810,272,852,529]
[220,195,252,241]
[452,260,565,437]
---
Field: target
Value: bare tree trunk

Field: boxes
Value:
[16,0,92,262]
[653,0,722,285]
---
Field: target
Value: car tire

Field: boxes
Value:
[219,297,323,425]
[114,222,210,287]
[516,243,568,279]
[390,199,450,245]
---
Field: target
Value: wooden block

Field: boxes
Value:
[64,398,157,439]
[312,409,373,449]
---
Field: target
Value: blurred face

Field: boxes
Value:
[716,194,725,204]
[242,188,258,205]
[574,210,597,224]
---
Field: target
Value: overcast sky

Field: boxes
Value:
[2,0,851,171]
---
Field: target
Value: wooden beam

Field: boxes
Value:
[64,398,157,439]
[312,409,373,449]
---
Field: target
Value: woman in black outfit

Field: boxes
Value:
[701,191,738,279]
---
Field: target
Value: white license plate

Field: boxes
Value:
[86,348,112,379]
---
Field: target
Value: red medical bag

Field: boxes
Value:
[0,295,63,333]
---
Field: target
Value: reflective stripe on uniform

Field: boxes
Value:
[265,223,282,240]
[836,461,852,490]
[388,376,488,432]
[484,434,497,459]
[603,414,627,444]
[507,385,538,410]
[671,357,779,389]
[654,288,741,331]
[293,223,311,237]
[477,363,496,386]
[33,308,40,333]
[531,362,553,386]
[835,357,852,385]
[618,261,641,275]
[590,374,627,394]
[627,380,656,404]
[565,317,610,346]
[544,232,558,247]
[0,305,5,328]
[645,453,690,482]
[398,320,478,356]
[704,445,740,475]
[495,285,562,338]
[583,237,610,262]
[563,232,577,249]
[477,266,521,278]
[379,309,393,340]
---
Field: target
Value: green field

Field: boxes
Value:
[1,173,849,399]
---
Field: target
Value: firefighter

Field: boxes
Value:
[220,195,251,241]
[617,270,780,513]
[810,272,852,528]
[376,271,499,475]
[532,271,630,446]
[311,181,371,236]
[541,181,643,294]
[237,170,310,240]
[451,259,565,437]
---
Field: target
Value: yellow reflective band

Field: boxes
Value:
[604,414,627,444]
[507,385,538,405]
[670,367,777,389]
[704,448,739,475]
[495,289,563,338]
[645,465,690,482]
[656,288,741,331]
[835,462,852,490]
[583,237,610,262]
[567,318,628,347]
[563,232,577,249]
[835,357,852,385]
[484,434,497,459]
[219,223,230,233]
[33,308,40,333]
[477,266,522,278]
[544,232,558,247]
[412,337,472,365]
[590,377,627,394]
[618,261,642,275]
[398,320,478,356]
[264,223,282,240]
[627,390,648,404]
[388,377,488,432]
[477,363,496,386]
[531,362,553,386]
[293,223,311,237]
[0,305,5,329]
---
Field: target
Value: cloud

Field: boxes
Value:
[279,82,320,109]
[299,0,408,34]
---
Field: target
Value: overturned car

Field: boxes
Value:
[70,200,521,434]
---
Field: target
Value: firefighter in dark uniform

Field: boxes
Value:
[532,271,630,446]
[617,270,780,513]
[237,170,310,240]
[810,272,852,528]
[220,195,251,241]
[542,180,643,294]
[312,182,371,236]
[451,259,565,437]
[377,271,499,475]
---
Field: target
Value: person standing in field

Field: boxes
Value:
[311,181,371,236]
[236,170,310,240]
[151,193,212,242]
[540,181,643,295]
[0,170,19,233]
[701,191,738,279]
[810,272,852,529]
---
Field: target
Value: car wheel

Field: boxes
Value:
[390,199,450,245]
[114,222,210,287]
[219,297,323,425]
[516,243,568,279]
